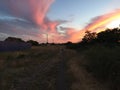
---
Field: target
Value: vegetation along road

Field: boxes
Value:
[0,44,119,90]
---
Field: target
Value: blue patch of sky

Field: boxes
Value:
[47,0,120,29]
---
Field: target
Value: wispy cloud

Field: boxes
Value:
[65,9,120,42]
[0,1,120,43]
[0,0,70,42]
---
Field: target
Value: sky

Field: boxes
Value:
[0,0,120,43]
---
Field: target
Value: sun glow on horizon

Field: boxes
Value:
[106,18,120,29]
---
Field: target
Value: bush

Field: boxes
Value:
[27,40,39,46]
[84,46,120,88]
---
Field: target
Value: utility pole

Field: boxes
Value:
[52,36,54,44]
[46,33,48,44]
[52,38,54,44]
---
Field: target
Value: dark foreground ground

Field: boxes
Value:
[0,45,119,90]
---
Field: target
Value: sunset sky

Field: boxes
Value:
[0,0,120,43]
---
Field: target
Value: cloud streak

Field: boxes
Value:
[0,1,120,43]
[66,9,120,43]
[84,9,120,32]
[0,0,68,42]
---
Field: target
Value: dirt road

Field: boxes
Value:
[0,46,109,90]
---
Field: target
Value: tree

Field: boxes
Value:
[97,28,120,43]
[27,40,39,46]
[5,37,25,42]
[82,31,97,43]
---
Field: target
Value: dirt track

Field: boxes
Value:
[0,46,109,90]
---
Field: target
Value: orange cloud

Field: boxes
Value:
[4,1,120,43]
[85,9,120,32]
[8,0,56,30]
[68,9,120,43]
[7,0,63,43]
[29,0,54,25]
[28,0,69,43]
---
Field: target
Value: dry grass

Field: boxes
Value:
[0,45,116,90]
[0,45,63,90]
[66,51,110,90]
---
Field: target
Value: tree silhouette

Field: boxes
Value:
[82,31,97,43]
[97,28,120,43]
[81,28,120,45]
[5,37,25,42]
[27,40,39,46]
